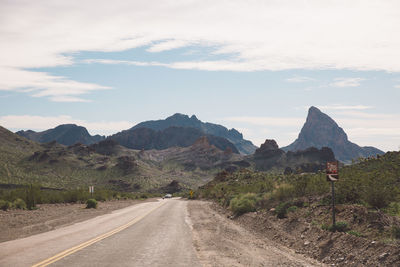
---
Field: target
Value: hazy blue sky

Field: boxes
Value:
[1,0,399,151]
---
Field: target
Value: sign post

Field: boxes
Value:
[326,161,339,228]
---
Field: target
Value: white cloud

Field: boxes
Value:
[0,115,134,135]
[0,67,110,102]
[147,40,192,53]
[1,0,400,99]
[286,75,315,83]
[330,78,365,88]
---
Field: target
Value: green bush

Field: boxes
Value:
[229,193,258,216]
[0,200,12,211]
[287,206,298,213]
[272,184,295,201]
[322,221,348,232]
[86,199,98,209]
[362,177,397,209]
[275,202,291,219]
[385,202,400,216]
[347,230,362,237]
[391,226,400,239]
[13,198,26,209]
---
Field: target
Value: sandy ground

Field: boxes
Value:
[0,199,156,243]
[187,200,324,267]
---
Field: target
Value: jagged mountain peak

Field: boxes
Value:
[282,106,383,163]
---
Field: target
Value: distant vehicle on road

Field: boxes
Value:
[163,194,172,199]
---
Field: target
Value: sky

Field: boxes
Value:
[0,0,400,152]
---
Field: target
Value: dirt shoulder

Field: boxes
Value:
[0,198,156,243]
[187,200,324,267]
[190,200,400,267]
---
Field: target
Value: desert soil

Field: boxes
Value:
[187,200,324,266]
[0,199,156,243]
[196,201,400,267]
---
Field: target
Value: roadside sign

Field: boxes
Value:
[326,161,339,181]
[189,190,194,198]
[326,161,339,228]
[89,186,94,194]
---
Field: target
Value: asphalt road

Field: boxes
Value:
[0,198,200,267]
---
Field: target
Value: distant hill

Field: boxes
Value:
[1,125,233,191]
[251,139,335,173]
[282,106,384,164]
[16,124,105,146]
[108,126,239,154]
[131,113,257,154]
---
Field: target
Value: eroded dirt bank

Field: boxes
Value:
[189,200,400,267]
[0,199,155,243]
[188,200,324,267]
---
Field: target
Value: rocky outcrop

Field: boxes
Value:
[89,139,123,156]
[282,106,384,164]
[252,139,335,172]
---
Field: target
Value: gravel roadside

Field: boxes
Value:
[187,200,324,267]
[0,198,156,243]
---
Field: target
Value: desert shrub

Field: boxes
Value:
[321,224,330,231]
[347,230,362,237]
[229,193,258,216]
[287,206,298,213]
[86,199,98,209]
[385,202,400,216]
[334,221,349,232]
[275,202,291,219]
[0,200,11,211]
[391,226,400,239]
[25,184,40,210]
[322,221,348,232]
[13,198,26,209]
[361,175,398,209]
[271,184,295,201]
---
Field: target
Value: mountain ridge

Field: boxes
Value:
[132,113,257,154]
[16,124,105,146]
[108,126,240,154]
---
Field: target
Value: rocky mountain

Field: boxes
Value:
[16,124,105,146]
[282,106,384,164]
[141,136,248,172]
[108,126,239,153]
[131,113,257,154]
[252,139,335,173]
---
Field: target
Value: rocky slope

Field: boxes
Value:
[16,124,105,146]
[252,139,335,172]
[108,126,239,154]
[131,113,257,154]
[282,106,384,164]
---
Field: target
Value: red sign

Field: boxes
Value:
[326,161,339,181]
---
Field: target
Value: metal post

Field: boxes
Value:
[331,181,336,227]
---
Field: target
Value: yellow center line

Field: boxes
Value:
[32,201,166,267]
